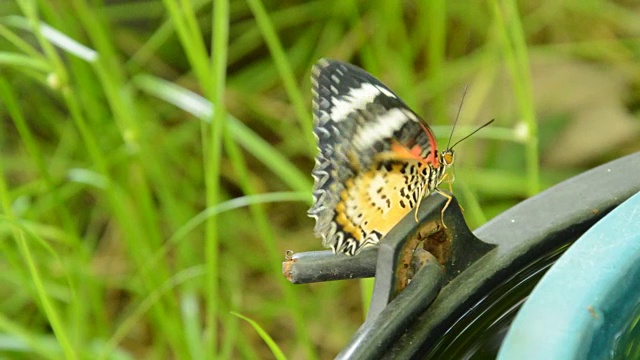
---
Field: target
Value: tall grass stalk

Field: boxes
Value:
[490,0,539,195]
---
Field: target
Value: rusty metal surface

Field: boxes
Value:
[366,193,493,321]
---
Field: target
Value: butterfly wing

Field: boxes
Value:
[308,59,439,255]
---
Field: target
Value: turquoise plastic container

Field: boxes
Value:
[498,191,640,359]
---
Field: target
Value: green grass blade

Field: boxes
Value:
[245,0,315,152]
[490,0,539,195]
[231,312,287,360]
[133,74,312,193]
[0,170,75,359]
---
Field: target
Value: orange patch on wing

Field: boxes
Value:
[391,142,424,159]
[390,139,438,167]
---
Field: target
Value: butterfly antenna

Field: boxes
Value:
[446,84,468,150]
[449,119,495,149]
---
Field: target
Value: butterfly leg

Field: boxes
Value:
[435,188,453,229]
[440,172,455,193]
[439,173,464,214]
[413,184,428,222]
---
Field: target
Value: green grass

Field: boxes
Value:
[1,0,639,358]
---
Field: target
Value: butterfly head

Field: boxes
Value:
[444,118,494,167]
[441,148,455,168]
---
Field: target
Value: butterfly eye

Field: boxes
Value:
[443,150,454,165]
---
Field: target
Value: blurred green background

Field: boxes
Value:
[1,0,639,359]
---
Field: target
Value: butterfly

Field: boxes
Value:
[307,59,458,256]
